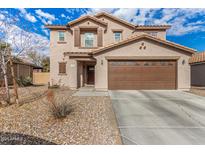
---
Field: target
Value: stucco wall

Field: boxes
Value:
[94,39,192,90]
[49,16,183,90]
[50,29,77,88]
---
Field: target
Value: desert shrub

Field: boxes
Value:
[47,90,72,119]
[17,76,33,87]
[51,103,72,118]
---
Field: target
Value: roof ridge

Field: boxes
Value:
[95,12,136,28]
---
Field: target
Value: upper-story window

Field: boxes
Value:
[114,32,122,42]
[58,31,65,41]
[84,32,94,47]
[146,32,158,37]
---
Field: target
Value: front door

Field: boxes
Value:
[87,66,95,85]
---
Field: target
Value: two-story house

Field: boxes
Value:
[46,12,196,90]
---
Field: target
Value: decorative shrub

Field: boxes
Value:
[17,76,33,87]
[51,103,72,118]
[46,90,72,119]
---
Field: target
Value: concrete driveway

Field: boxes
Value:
[109,90,205,144]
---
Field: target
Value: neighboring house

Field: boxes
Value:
[189,51,205,87]
[0,58,42,85]
[46,12,196,90]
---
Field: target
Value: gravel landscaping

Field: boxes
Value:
[0,86,121,144]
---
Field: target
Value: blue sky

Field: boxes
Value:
[0,8,205,55]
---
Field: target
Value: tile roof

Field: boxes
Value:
[189,51,205,64]
[95,12,136,28]
[136,25,171,30]
[45,12,171,31]
[45,25,68,30]
[67,15,108,27]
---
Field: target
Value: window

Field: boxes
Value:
[58,31,65,41]
[59,62,66,74]
[146,32,157,37]
[114,32,122,42]
[84,33,94,47]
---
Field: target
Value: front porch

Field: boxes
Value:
[77,60,96,89]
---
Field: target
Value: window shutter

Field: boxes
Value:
[97,28,103,47]
[59,62,66,74]
[74,28,80,47]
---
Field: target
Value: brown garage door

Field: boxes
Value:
[108,60,177,90]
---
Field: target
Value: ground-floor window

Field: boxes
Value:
[59,62,66,74]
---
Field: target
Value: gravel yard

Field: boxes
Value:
[0,86,121,144]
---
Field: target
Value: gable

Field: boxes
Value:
[95,12,135,29]
[92,35,196,55]
[93,39,194,67]
[69,19,105,29]
[68,15,107,28]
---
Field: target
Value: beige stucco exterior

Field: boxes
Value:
[94,39,192,90]
[48,13,194,90]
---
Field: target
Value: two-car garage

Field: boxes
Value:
[93,35,195,91]
[108,60,177,90]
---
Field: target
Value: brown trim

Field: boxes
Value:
[57,41,67,44]
[45,25,68,30]
[64,52,92,57]
[74,28,80,47]
[79,26,99,29]
[92,34,196,55]
[70,57,96,61]
[79,47,98,49]
[58,62,67,74]
[97,28,103,47]
[68,15,107,27]
[105,56,180,60]
[112,29,123,32]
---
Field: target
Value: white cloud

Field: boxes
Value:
[113,8,138,21]
[86,8,116,15]
[61,13,71,20]
[0,19,49,55]
[17,8,37,23]
[65,8,88,15]
[0,14,5,20]
[35,9,56,21]
[84,8,205,36]
[35,9,56,25]
[41,25,49,36]
[61,13,66,18]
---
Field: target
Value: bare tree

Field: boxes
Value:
[0,42,10,103]
[0,10,49,104]
[26,50,50,72]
